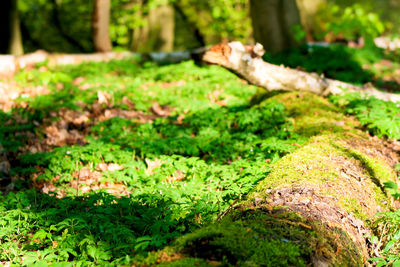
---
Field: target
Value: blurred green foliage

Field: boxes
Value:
[18,0,250,53]
[17,0,400,53]
[330,93,400,140]
[325,3,385,47]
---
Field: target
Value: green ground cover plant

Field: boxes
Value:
[330,93,400,140]
[370,166,400,266]
[0,60,301,266]
[1,48,399,265]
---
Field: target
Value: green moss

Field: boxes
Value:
[332,143,394,208]
[249,134,393,220]
[252,137,344,193]
[163,210,364,266]
[174,211,311,267]
[258,92,360,139]
[343,147,394,185]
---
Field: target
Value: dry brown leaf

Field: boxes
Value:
[52,241,58,249]
[97,163,109,172]
[78,168,91,179]
[145,158,162,175]
[160,80,186,88]
[122,96,134,109]
[97,163,124,172]
[108,163,124,171]
[56,83,64,90]
[208,90,227,106]
[166,170,185,182]
[39,66,48,72]
[176,114,185,124]
[151,103,173,117]
[79,83,92,90]
[73,77,85,85]
[97,91,111,105]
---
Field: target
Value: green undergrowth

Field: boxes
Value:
[1,60,302,266]
[13,60,256,114]
[1,57,399,266]
[330,92,400,140]
[370,164,400,266]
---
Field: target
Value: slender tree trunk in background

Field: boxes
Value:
[8,0,24,55]
[50,0,87,52]
[92,0,112,52]
[250,0,302,53]
[131,4,175,52]
[296,0,325,41]
[0,0,11,54]
[172,2,205,47]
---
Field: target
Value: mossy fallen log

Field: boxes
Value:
[136,92,399,266]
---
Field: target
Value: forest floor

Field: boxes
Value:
[0,44,400,266]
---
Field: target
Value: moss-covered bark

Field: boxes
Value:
[137,92,399,266]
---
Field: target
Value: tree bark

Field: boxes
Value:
[172,2,205,47]
[92,0,112,52]
[202,42,400,103]
[296,0,326,41]
[250,0,303,53]
[8,0,24,56]
[131,4,175,52]
[50,0,87,52]
[0,0,12,54]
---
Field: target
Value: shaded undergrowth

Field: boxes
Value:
[0,60,302,266]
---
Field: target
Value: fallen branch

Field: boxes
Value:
[202,42,400,103]
[0,47,206,78]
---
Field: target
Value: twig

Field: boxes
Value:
[217,199,240,221]
[76,161,80,197]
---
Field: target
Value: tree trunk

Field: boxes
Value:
[8,0,24,56]
[296,0,326,41]
[131,4,175,52]
[50,0,87,52]
[92,0,112,52]
[250,0,302,53]
[202,42,400,103]
[0,0,12,54]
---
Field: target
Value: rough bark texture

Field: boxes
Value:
[131,4,175,52]
[250,0,302,53]
[202,42,400,102]
[92,0,112,52]
[8,0,24,56]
